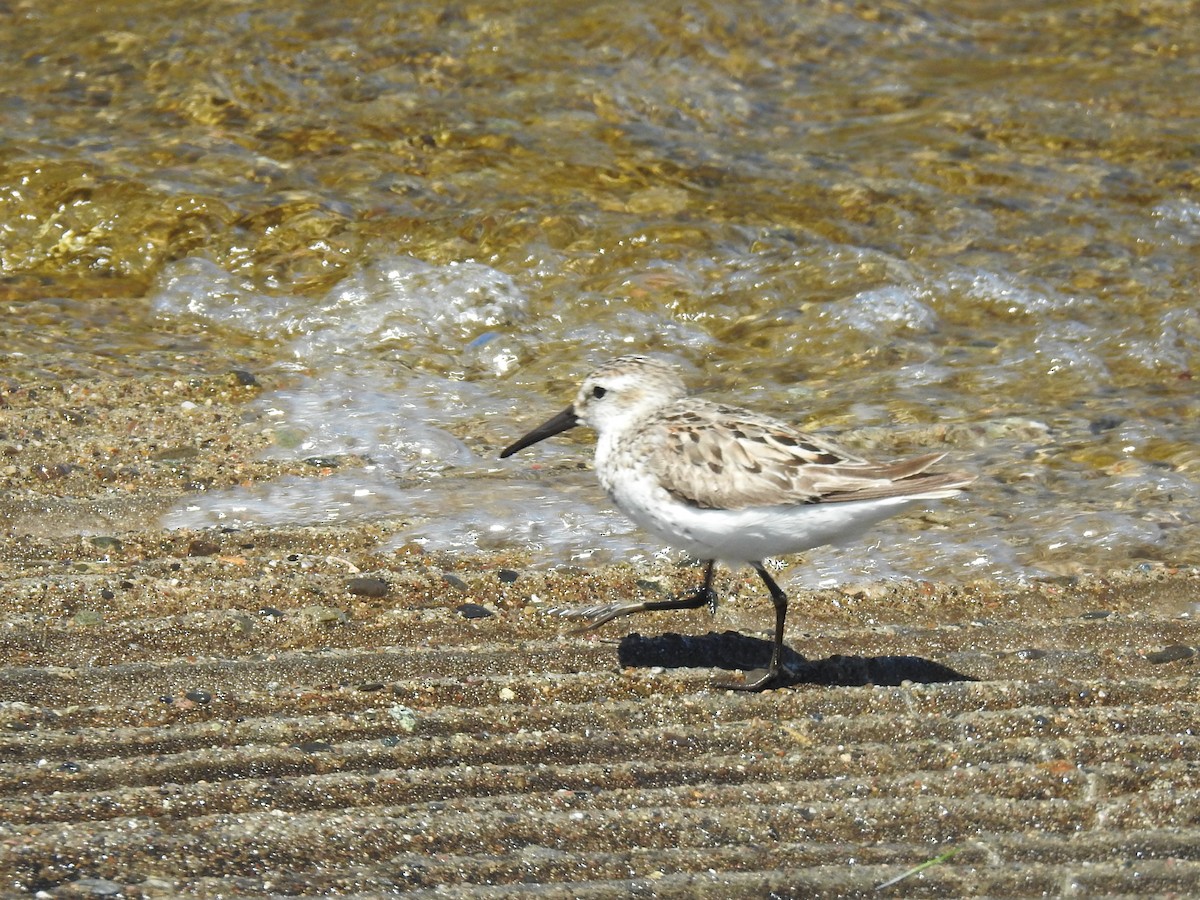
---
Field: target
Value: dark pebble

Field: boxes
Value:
[88,535,124,552]
[258,606,285,619]
[1145,644,1196,665]
[304,455,341,468]
[442,573,469,593]
[357,681,385,692]
[1080,610,1113,620]
[347,576,390,598]
[185,690,212,704]
[100,588,115,601]
[299,740,333,753]
[188,539,220,557]
[1088,415,1124,434]
[498,569,520,583]
[230,369,258,386]
[1016,648,1048,661]
[59,761,81,773]
[457,602,494,620]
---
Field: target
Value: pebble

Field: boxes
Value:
[299,605,349,625]
[443,573,469,593]
[64,878,123,896]
[347,576,390,597]
[457,602,494,620]
[185,690,212,704]
[188,539,220,557]
[152,445,199,461]
[304,455,341,468]
[388,704,418,733]
[229,369,258,386]
[1144,645,1196,664]
[498,569,520,583]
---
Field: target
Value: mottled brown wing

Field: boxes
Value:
[641,398,968,509]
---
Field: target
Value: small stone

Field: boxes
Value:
[299,740,332,753]
[498,569,520,583]
[151,445,199,461]
[100,588,115,601]
[1144,645,1196,664]
[457,602,493,620]
[68,877,123,896]
[442,573,469,593]
[230,369,258,386]
[185,690,212,704]
[300,605,349,625]
[72,609,104,627]
[258,606,285,619]
[357,681,385,692]
[1015,648,1047,661]
[1080,610,1113,620]
[304,455,341,468]
[1088,415,1123,434]
[388,704,418,733]
[88,536,124,552]
[499,686,517,702]
[347,576,390,598]
[188,539,220,557]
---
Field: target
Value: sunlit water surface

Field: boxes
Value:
[3,0,1197,586]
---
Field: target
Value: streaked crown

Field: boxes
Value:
[573,356,687,434]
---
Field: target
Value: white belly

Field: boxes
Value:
[601,461,920,563]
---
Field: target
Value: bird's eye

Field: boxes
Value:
[592,385,607,399]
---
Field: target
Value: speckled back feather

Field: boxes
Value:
[632,397,971,510]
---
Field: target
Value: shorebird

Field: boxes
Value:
[501,355,973,690]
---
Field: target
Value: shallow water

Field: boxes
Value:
[3,0,1198,585]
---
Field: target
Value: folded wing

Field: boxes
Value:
[642,399,973,509]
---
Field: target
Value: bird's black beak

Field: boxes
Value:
[499,405,579,458]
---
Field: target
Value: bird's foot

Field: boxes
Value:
[545,601,645,633]
[712,665,787,692]
[684,585,718,616]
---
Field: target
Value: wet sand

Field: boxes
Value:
[2,369,1198,897]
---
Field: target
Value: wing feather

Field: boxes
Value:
[639,398,973,509]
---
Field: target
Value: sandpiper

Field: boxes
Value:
[501,355,973,690]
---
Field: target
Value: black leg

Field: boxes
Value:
[722,561,789,692]
[554,559,717,630]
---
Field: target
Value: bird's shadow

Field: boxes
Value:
[617,630,975,688]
